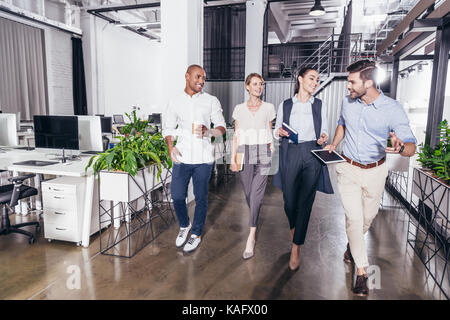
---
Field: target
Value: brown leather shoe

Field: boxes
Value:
[344,243,354,264]
[353,274,369,296]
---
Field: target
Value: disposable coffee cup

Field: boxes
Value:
[192,123,203,136]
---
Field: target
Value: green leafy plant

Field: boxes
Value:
[85,110,172,179]
[417,119,449,184]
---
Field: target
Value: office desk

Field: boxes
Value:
[0,148,95,248]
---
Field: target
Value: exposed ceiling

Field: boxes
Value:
[82,0,161,40]
[79,0,351,43]
[268,0,348,43]
[74,0,420,47]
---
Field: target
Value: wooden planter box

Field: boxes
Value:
[99,165,160,202]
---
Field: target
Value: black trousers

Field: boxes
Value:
[282,141,322,245]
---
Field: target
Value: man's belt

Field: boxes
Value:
[341,154,385,169]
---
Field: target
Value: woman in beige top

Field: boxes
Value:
[230,73,276,259]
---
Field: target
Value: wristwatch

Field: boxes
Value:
[398,144,405,154]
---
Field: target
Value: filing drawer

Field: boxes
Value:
[44,223,80,242]
[42,193,77,211]
[41,183,77,196]
[43,207,77,226]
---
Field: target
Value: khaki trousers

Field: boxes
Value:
[335,161,388,268]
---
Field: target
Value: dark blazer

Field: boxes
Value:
[272,97,334,194]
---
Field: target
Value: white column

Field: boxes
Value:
[244,0,267,99]
[64,2,72,27]
[37,0,45,16]
[80,11,102,115]
[160,0,203,106]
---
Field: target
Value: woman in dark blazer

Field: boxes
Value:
[273,67,333,271]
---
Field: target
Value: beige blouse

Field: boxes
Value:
[232,101,276,146]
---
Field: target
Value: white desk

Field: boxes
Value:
[0,148,95,248]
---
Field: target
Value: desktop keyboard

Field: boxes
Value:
[13,160,58,167]
[14,147,35,151]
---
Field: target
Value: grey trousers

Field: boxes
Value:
[238,144,271,227]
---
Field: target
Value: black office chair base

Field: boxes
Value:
[1,207,40,244]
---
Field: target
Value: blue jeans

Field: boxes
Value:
[171,162,213,236]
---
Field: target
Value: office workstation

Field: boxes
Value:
[0,110,175,249]
[1,0,449,304]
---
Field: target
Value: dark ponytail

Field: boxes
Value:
[294,67,317,94]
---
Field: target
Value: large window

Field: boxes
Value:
[204,4,246,80]
[262,42,321,80]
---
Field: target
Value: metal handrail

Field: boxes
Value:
[297,33,363,78]
[289,33,363,95]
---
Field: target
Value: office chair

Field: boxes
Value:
[0,173,40,244]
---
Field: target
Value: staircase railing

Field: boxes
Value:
[296,33,363,81]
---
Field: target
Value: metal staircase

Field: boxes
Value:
[291,33,364,96]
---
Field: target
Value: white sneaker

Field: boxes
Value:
[183,235,201,253]
[175,223,191,248]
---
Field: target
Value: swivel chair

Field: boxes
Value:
[0,173,40,244]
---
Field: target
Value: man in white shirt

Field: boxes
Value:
[163,64,226,253]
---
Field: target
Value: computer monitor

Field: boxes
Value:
[77,116,103,152]
[148,113,162,125]
[0,113,18,146]
[113,114,125,124]
[34,115,79,150]
[101,117,112,133]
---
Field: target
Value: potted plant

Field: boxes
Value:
[413,119,449,220]
[416,119,449,185]
[85,110,172,202]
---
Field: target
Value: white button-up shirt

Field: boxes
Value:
[162,91,226,164]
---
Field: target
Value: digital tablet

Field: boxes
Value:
[311,149,346,164]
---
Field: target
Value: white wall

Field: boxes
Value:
[444,59,450,124]
[397,61,433,146]
[81,14,163,119]
[161,0,203,107]
[103,24,162,117]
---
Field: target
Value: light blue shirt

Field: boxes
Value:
[274,96,328,142]
[338,91,416,164]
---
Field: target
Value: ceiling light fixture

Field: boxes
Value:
[309,0,326,16]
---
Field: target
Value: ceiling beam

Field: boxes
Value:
[376,0,434,56]
[290,23,336,30]
[269,2,291,43]
[392,0,450,56]
[86,2,160,14]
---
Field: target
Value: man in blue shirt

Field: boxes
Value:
[325,60,416,296]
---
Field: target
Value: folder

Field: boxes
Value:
[236,152,244,171]
[282,122,298,144]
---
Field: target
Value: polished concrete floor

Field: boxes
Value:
[0,168,447,300]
